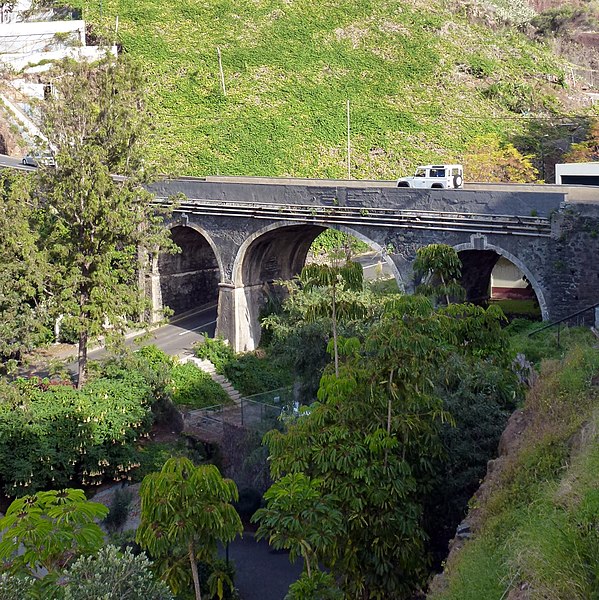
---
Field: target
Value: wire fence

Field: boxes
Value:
[240,387,294,427]
[182,387,294,442]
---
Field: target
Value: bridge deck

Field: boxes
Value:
[191,175,598,202]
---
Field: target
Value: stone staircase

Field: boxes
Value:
[191,357,243,405]
[178,354,245,443]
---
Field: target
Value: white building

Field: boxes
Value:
[0,0,30,24]
[555,162,599,186]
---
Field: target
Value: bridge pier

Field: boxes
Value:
[217,282,265,352]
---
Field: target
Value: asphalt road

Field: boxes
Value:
[86,304,217,362]
[220,537,303,600]
[0,153,36,171]
[355,251,395,280]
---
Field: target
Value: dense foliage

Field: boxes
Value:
[309,230,369,261]
[258,293,518,598]
[0,489,108,577]
[195,337,293,396]
[430,344,599,600]
[169,362,230,408]
[0,172,51,368]
[62,545,173,600]
[0,544,172,599]
[0,374,153,495]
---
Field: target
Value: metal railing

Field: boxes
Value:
[182,387,293,440]
[240,387,293,427]
[153,198,552,237]
[528,301,599,347]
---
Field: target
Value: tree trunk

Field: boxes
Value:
[77,287,90,389]
[77,328,88,389]
[440,273,450,306]
[331,284,339,377]
[189,542,202,600]
[385,369,393,468]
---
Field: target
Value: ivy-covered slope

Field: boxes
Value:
[75,0,566,178]
[428,334,599,600]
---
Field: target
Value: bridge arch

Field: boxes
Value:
[158,223,223,317]
[224,222,400,351]
[232,222,401,287]
[453,240,548,321]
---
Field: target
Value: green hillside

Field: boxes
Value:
[75,0,566,178]
[429,337,599,600]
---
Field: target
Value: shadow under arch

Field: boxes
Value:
[158,223,224,316]
[226,221,403,352]
[454,241,548,321]
[232,221,402,288]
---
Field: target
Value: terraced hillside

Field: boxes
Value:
[73,0,571,178]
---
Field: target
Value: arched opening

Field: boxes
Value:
[458,249,542,320]
[158,225,221,316]
[229,224,400,350]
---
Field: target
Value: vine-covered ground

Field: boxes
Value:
[72,0,565,178]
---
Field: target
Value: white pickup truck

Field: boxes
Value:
[397,164,464,189]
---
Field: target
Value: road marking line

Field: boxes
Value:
[178,320,217,336]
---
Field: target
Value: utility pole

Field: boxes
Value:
[217,47,226,96]
[346,99,351,179]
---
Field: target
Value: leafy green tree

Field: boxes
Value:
[263,296,454,598]
[136,458,242,600]
[463,133,538,182]
[62,545,173,600]
[309,229,369,262]
[0,171,50,368]
[299,261,364,376]
[0,573,35,600]
[413,244,465,306]
[253,473,343,579]
[285,571,343,600]
[37,56,173,387]
[563,119,599,162]
[0,489,108,577]
[0,374,153,495]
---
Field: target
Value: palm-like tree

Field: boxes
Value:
[300,261,364,377]
[136,458,242,600]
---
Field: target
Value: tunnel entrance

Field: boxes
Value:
[458,249,541,319]
[159,226,220,316]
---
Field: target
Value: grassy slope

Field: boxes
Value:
[72,0,563,178]
[429,330,599,600]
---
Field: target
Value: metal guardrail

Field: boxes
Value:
[528,301,599,347]
[153,198,551,237]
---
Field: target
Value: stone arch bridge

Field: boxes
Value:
[147,177,599,351]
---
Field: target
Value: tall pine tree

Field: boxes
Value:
[37,56,172,386]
